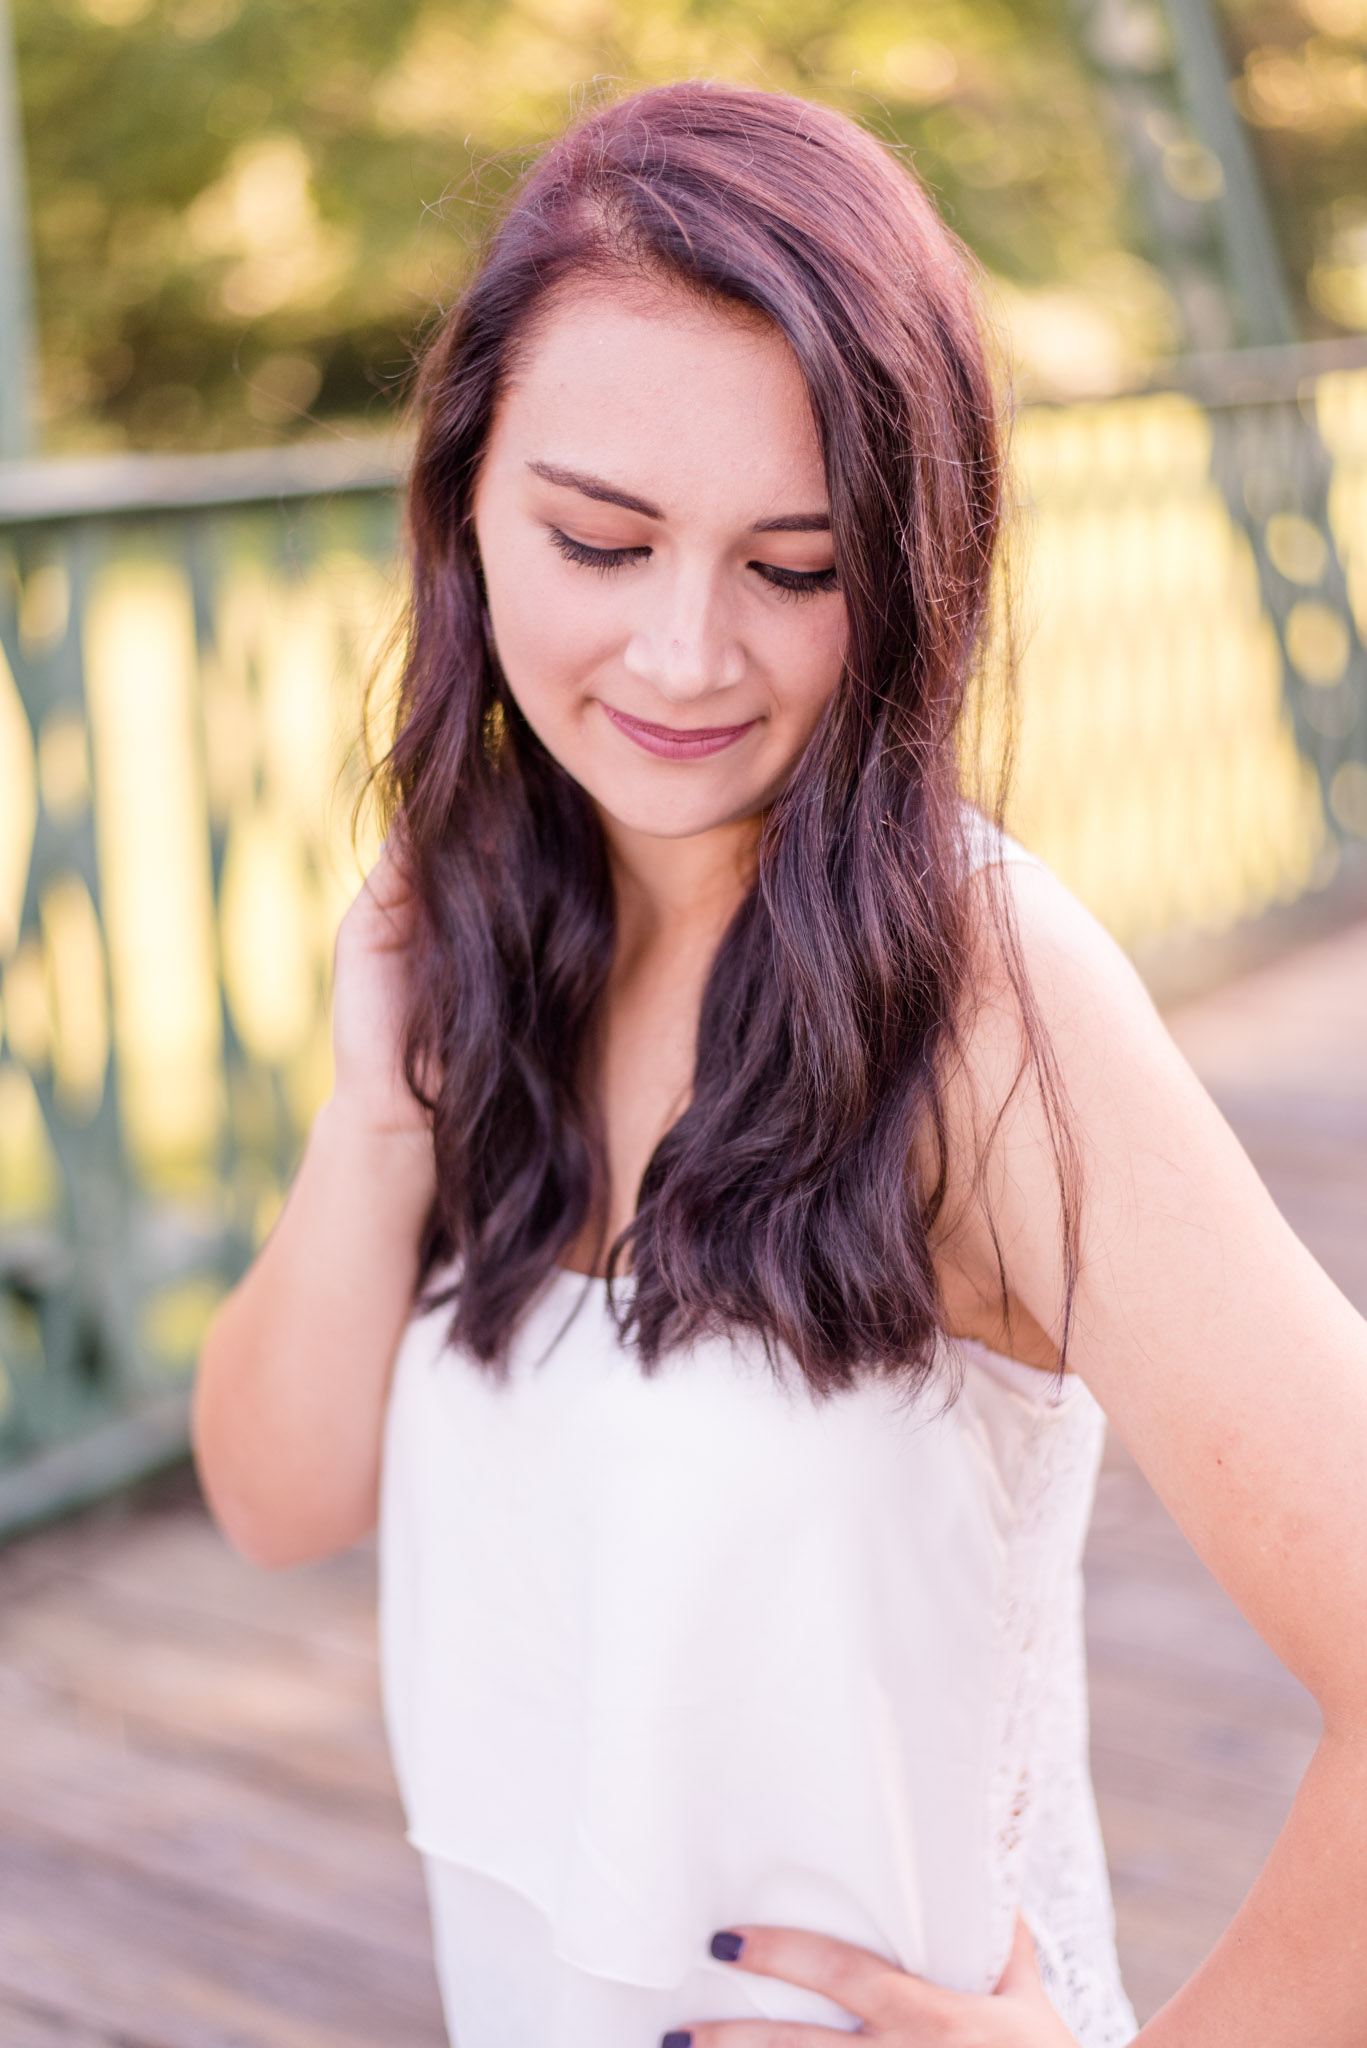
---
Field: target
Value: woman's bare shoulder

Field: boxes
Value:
[930,850,1166,1369]
[945,848,1367,1729]
[936,848,1173,1243]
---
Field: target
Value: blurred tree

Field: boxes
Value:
[11,0,1332,451]
[1220,0,1367,334]
[0,0,37,452]
[1070,0,1298,351]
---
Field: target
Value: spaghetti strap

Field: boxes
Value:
[960,803,1044,880]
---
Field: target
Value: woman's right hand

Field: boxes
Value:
[331,836,432,1140]
[197,831,438,1569]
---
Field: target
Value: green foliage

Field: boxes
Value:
[1220,0,1367,333]
[26,0,1360,449]
[18,0,1145,448]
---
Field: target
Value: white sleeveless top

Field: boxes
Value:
[378,833,1138,2048]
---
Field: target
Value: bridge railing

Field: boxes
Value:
[2,355,1366,1532]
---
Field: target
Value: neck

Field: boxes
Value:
[598,810,761,968]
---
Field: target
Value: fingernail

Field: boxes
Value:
[710,1930,745,1962]
[661,2035,692,2047]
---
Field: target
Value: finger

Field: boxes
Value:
[362,838,419,938]
[705,1925,947,2031]
[664,2024,854,2047]
[366,835,411,904]
[994,1914,1045,1998]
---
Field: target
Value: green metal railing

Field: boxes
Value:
[3,355,1367,1536]
[0,438,403,1532]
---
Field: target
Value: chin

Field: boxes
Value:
[588,778,764,842]
[600,803,755,842]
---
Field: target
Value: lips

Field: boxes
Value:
[602,704,757,760]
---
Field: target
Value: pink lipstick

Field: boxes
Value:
[602,705,757,759]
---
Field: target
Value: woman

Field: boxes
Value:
[194,81,1367,2048]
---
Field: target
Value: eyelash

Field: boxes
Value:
[548,529,650,576]
[546,528,838,601]
[758,563,839,601]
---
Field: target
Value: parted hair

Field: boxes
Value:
[383,79,1063,1391]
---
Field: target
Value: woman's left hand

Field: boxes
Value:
[663,1915,1078,2046]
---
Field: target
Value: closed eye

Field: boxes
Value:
[752,561,839,600]
[548,527,837,598]
[548,528,651,574]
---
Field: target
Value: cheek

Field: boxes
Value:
[480,528,616,713]
[773,602,848,734]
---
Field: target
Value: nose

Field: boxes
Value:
[622,561,745,702]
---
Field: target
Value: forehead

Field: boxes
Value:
[489,282,827,516]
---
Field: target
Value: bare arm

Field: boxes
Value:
[677,869,1367,2046]
[193,846,436,1568]
[950,863,1367,2043]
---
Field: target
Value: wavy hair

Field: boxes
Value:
[383,80,1069,1393]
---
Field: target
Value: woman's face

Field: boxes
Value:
[472,283,848,843]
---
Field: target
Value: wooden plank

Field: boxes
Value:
[1088,1452,1322,2021]
[0,1467,445,2044]
[0,1552,398,1816]
[0,1816,444,2048]
[0,2000,126,2048]
[0,1688,434,1963]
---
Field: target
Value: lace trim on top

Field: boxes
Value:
[979,1361,1137,2044]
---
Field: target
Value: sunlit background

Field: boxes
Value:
[16,0,1367,445]
[2,0,1366,1510]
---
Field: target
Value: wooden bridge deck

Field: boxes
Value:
[4,921,1365,2044]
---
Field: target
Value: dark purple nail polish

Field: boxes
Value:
[661,2034,692,2047]
[710,1930,745,1962]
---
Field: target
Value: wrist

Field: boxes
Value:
[311,1094,438,1220]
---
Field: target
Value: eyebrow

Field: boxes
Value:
[526,460,831,536]
[752,511,831,533]
[527,461,661,519]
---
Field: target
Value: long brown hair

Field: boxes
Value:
[384,80,1066,1392]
